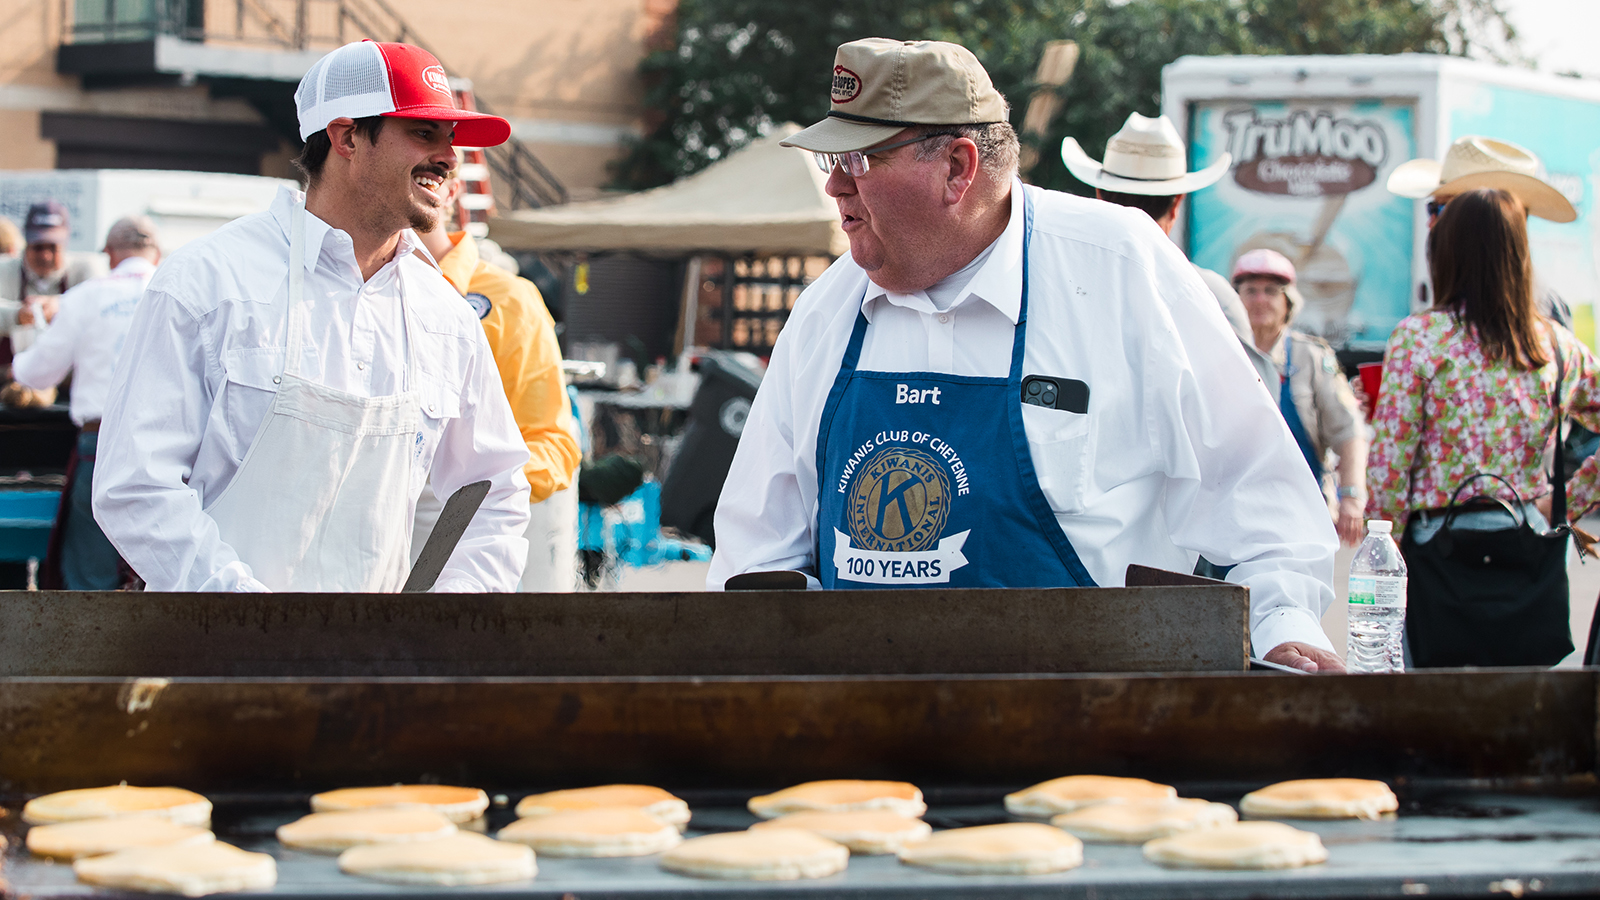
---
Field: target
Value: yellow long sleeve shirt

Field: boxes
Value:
[437,232,580,503]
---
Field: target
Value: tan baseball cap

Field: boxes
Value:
[780,38,1009,153]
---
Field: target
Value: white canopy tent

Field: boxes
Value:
[488,123,846,258]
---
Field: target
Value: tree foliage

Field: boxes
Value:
[612,0,1517,194]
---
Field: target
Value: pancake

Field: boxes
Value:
[311,785,489,824]
[659,829,849,880]
[276,808,457,853]
[748,810,932,855]
[73,840,275,896]
[747,780,926,819]
[515,785,690,828]
[1143,821,1329,869]
[1003,775,1177,817]
[896,823,1083,875]
[1050,798,1237,843]
[498,807,681,857]
[1239,779,1398,820]
[23,786,212,827]
[338,832,536,886]
[28,818,214,861]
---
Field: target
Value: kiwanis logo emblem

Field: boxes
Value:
[847,446,951,553]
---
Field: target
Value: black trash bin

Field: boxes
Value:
[659,351,764,548]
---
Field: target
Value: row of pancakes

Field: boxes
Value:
[666,774,1397,879]
[15,774,1399,890]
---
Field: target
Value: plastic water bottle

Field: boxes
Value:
[1347,520,1407,673]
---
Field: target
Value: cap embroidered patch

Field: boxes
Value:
[422,65,450,97]
[465,292,493,319]
[832,65,862,104]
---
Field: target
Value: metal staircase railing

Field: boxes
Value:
[62,0,568,208]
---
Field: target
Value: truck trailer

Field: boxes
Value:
[1162,53,1600,351]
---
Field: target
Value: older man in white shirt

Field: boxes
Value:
[708,38,1345,672]
[12,216,159,589]
[93,40,531,593]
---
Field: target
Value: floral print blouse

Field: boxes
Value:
[1366,309,1600,529]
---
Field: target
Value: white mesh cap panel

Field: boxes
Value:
[295,42,394,139]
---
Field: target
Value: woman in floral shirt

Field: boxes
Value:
[1367,188,1600,536]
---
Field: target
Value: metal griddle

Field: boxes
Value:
[2,583,1599,898]
[5,787,1599,899]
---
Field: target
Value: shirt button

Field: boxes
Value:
[272,376,281,384]
[357,362,365,370]
[938,314,950,324]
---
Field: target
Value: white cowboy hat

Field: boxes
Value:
[1386,136,1576,223]
[1061,112,1231,196]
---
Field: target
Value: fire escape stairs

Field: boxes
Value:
[62,0,567,208]
[243,0,568,208]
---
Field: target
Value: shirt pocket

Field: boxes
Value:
[221,347,284,459]
[1022,403,1093,514]
[413,369,465,494]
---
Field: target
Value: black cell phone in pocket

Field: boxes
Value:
[1020,375,1089,414]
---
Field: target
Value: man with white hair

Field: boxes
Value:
[12,216,160,588]
[708,38,1345,672]
[93,40,531,592]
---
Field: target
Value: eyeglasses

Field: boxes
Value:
[813,132,957,177]
[1238,282,1287,299]
[1426,198,1449,219]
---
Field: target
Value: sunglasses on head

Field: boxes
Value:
[813,132,959,177]
[1426,198,1449,218]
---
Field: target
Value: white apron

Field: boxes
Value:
[205,198,423,592]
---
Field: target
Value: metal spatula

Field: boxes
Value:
[402,480,491,593]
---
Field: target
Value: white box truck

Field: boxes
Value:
[1162,54,1600,351]
[0,169,295,255]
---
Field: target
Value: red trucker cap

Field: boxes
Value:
[294,40,511,148]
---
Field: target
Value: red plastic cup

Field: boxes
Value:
[1357,362,1383,422]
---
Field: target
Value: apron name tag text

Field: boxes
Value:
[895,383,941,405]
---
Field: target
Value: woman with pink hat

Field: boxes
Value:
[1233,248,1367,546]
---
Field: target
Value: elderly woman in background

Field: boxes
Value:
[1233,249,1368,545]
[1367,188,1600,534]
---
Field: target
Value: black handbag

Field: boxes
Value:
[1400,346,1574,668]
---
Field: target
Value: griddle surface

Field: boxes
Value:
[6,788,1600,899]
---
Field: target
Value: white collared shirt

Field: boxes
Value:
[708,181,1339,656]
[12,255,155,425]
[93,187,531,592]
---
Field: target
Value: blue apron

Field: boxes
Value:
[1278,337,1323,481]
[815,192,1095,589]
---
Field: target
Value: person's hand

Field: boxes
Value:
[17,295,57,326]
[1264,641,1347,674]
[1336,496,1365,546]
[1350,379,1370,420]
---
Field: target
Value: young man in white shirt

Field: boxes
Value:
[708,38,1345,672]
[93,41,531,593]
[12,216,160,589]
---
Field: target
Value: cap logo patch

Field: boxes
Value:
[831,65,862,104]
[422,65,451,97]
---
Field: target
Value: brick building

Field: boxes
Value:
[0,0,677,204]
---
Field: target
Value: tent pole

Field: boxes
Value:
[675,255,703,365]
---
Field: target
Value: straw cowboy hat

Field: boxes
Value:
[1061,112,1231,196]
[1386,136,1576,223]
